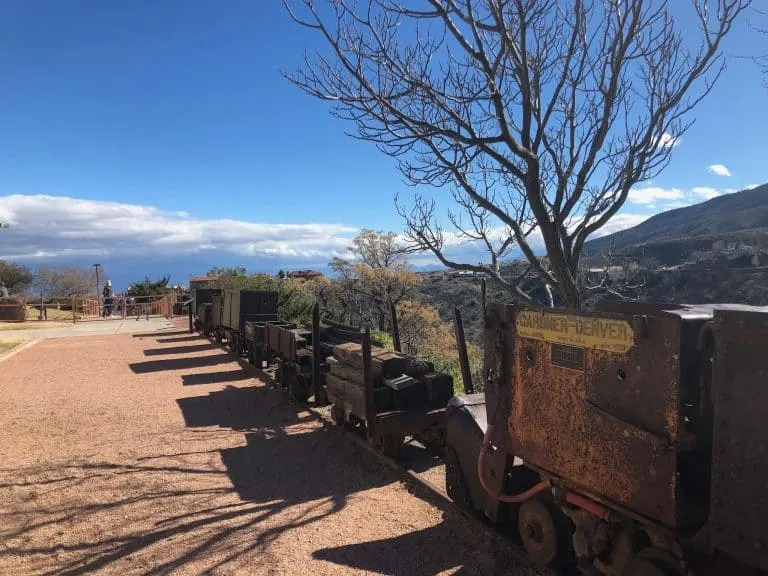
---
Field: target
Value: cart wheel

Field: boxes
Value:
[517,498,572,568]
[373,432,404,459]
[625,548,683,576]
[290,372,311,404]
[445,446,473,511]
[418,427,446,452]
[331,403,345,426]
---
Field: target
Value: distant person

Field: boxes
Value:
[116,292,125,317]
[102,280,114,317]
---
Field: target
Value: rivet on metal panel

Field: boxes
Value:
[524,348,535,365]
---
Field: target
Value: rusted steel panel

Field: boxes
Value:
[709,308,768,571]
[221,290,279,332]
[479,303,515,524]
[211,293,223,328]
[507,306,684,527]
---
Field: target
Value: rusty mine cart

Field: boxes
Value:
[444,301,768,576]
[324,329,453,459]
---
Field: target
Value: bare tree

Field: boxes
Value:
[284,0,749,309]
[750,6,768,83]
[330,229,421,330]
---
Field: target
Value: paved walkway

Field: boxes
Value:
[0,317,177,341]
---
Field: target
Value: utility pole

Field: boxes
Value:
[93,264,101,315]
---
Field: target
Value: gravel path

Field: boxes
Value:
[0,323,544,576]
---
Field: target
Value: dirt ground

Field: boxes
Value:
[0,323,545,576]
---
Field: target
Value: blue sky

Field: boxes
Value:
[0,1,766,288]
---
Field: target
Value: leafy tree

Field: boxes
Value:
[207,265,247,277]
[127,275,171,298]
[277,269,286,279]
[207,270,315,324]
[0,260,34,295]
[285,0,748,309]
[330,229,421,330]
[377,299,484,393]
[303,275,345,319]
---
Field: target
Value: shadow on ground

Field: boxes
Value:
[181,370,253,387]
[131,330,190,338]
[312,521,516,576]
[1,330,521,576]
[176,385,309,430]
[144,343,219,356]
[129,354,233,374]
[156,335,204,344]
[0,383,398,576]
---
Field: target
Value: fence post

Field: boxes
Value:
[72,296,76,323]
[311,303,322,405]
[389,300,401,353]
[188,297,194,333]
[362,328,375,441]
[453,307,474,394]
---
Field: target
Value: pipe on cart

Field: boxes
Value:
[476,424,550,503]
[476,425,614,521]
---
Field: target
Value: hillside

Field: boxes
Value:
[416,184,768,344]
[584,184,768,258]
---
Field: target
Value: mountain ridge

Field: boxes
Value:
[584,183,768,257]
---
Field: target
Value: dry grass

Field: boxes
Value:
[0,340,24,356]
[0,321,71,331]
[25,305,74,321]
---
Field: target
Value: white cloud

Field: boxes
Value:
[655,132,680,149]
[746,183,761,190]
[628,186,685,205]
[0,195,358,261]
[691,186,720,200]
[589,213,650,237]
[706,164,732,177]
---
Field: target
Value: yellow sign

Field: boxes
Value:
[516,310,634,353]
